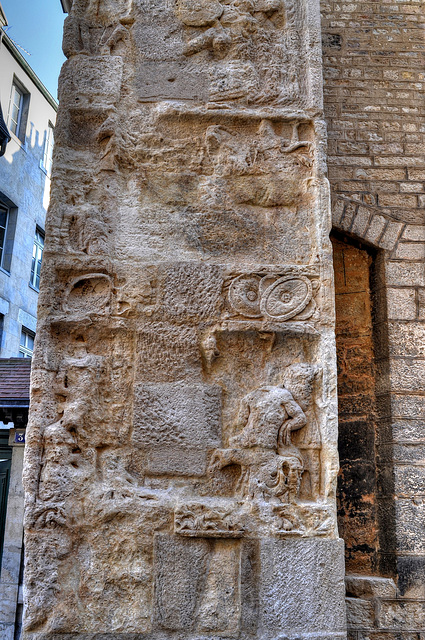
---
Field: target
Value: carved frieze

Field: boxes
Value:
[52,263,321,329]
[174,503,245,538]
[273,503,333,537]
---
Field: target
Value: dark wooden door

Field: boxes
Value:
[0,458,11,565]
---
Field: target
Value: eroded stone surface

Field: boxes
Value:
[23,0,346,638]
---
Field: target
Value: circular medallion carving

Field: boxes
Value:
[260,276,312,321]
[228,274,262,317]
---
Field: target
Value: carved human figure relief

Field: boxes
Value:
[68,206,110,255]
[63,0,133,57]
[210,383,307,505]
[283,363,322,499]
[34,345,105,528]
[54,344,105,429]
[229,385,306,451]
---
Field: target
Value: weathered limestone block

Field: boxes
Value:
[133,382,222,475]
[259,539,346,638]
[59,55,124,107]
[154,535,241,633]
[23,0,346,638]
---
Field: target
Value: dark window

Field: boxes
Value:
[0,314,4,352]
[8,84,23,137]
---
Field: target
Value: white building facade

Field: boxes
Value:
[0,4,57,638]
[0,12,57,359]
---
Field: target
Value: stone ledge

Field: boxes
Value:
[345,574,396,599]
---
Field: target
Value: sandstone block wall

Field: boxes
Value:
[22,1,347,638]
[321,0,425,636]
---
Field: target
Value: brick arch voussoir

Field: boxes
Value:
[332,195,405,254]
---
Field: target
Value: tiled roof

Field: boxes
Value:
[0,358,31,405]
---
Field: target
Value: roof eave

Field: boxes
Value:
[0,3,7,28]
[0,399,30,408]
[60,0,73,13]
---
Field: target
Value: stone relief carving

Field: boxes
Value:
[63,0,133,57]
[99,115,315,204]
[76,109,318,262]
[227,273,318,321]
[201,120,314,209]
[273,502,333,536]
[68,206,111,255]
[209,382,307,505]
[168,363,328,539]
[175,0,300,106]
[55,264,319,327]
[115,274,157,317]
[283,363,322,499]
[138,123,315,262]
[175,503,245,537]
[63,273,112,315]
[27,336,138,536]
[24,0,345,632]
[30,344,106,530]
[29,341,323,542]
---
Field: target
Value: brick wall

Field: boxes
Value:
[321,0,425,635]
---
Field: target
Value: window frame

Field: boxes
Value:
[41,122,54,176]
[19,327,35,358]
[0,204,9,272]
[0,192,17,274]
[8,84,23,138]
[29,227,44,291]
[7,77,30,144]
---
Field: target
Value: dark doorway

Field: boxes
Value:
[332,231,395,577]
[0,430,12,565]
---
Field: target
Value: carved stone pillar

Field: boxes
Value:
[23,1,347,638]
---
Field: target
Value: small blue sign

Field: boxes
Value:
[14,430,25,444]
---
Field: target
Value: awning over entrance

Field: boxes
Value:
[0,358,31,426]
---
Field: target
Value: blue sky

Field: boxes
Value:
[1,0,66,99]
